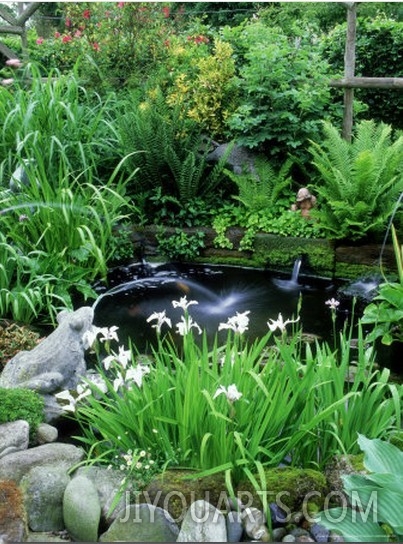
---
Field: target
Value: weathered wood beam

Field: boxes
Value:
[0,41,18,59]
[0,6,17,26]
[16,3,41,26]
[0,25,23,35]
[342,2,356,142]
[330,77,403,89]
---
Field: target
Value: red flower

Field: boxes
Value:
[74,30,82,38]
[62,35,72,43]
[117,2,125,7]
[162,6,170,18]
[65,18,71,28]
[36,37,44,45]
[92,42,100,52]
[83,9,91,19]
[54,31,61,38]
[194,35,209,44]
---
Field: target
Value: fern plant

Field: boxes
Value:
[308,120,403,241]
[118,90,228,204]
[226,157,294,213]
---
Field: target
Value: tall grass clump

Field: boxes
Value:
[0,61,122,183]
[0,151,138,324]
[56,298,403,504]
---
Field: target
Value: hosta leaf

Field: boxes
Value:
[318,508,389,542]
[358,434,403,474]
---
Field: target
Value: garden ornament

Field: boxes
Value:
[0,306,94,422]
[291,187,317,218]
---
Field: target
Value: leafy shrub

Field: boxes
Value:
[222,21,338,162]
[212,204,324,252]
[28,2,177,89]
[308,120,403,241]
[166,38,237,139]
[361,225,403,345]
[0,388,45,442]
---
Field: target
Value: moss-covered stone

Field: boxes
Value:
[0,479,28,541]
[140,469,228,523]
[334,261,383,280]
[253,234,335,276]
[236,467,328,512]
[324,454,366,507]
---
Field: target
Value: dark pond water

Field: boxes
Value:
[93,262,348,352]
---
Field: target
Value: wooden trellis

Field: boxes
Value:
[329,2,403,141]
[0,2,40,61]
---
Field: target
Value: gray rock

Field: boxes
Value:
[272,527,287,541]
[206,142,258,175]
[36,423,58,444]
[177,500,227,542]
[0,420,29,459]
[26,530,71,542]
[99,503,179,542]
[309,522,331,542]
[75,465,130,522]
[0,307,93,423]
[21,465,69,531]
[0,442,84,483]
[226,510,243,542]
[241,507,270,540]
[63,475,101,542]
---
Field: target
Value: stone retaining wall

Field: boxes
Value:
[131,226,396,280]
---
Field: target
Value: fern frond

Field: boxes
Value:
[309,120,403,240]
[229,157,293,213]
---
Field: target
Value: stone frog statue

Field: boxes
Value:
[0,306,94,422]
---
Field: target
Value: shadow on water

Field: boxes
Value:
[93,261,342,352]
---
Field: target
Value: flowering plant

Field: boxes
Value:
[55,296,402,507]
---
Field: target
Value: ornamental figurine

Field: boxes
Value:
[291,187,317,219]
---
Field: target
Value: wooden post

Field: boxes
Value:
[342,2,357,142]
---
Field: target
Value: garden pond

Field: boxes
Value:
[92,260,389,362]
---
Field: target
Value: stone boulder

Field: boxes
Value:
[21,465,70,532]
[63,475,101,542]
[99,503,180,542]
[176,500,227,542]
[0,442,84,484]
[206,142,258,175]
[0,420,29,459]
